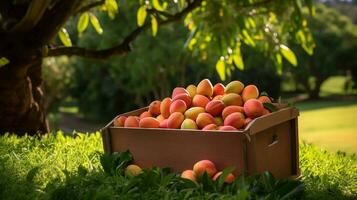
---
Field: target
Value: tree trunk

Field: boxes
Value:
[308,78,324,100]
[0,57,48,136]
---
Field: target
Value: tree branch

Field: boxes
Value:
[29,0,82,47]
[47,0,203,59]
[75,0,105,14]
[9,0,50,32]
[239,0,275,8]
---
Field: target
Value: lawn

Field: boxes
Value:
[296,99,357,153]
[0,133,356,199]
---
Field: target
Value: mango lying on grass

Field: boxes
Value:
[181,160,235,184]
[114,79,277,131]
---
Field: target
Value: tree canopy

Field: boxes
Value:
[1,0,315,79]
[0,0,315,134]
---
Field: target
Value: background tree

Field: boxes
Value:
[0,0,314,135]
[287,4,357,99]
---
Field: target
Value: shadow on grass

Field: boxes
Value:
[296,98,357,112]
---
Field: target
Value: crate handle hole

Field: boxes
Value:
[268,134,279,147]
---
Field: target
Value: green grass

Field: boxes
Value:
[0,133,356,199]
[296,99,357,153]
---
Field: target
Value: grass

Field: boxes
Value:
[0,133,356,199]
[296,99,357,153]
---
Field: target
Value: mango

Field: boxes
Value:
[125,164,142,177]
[181,119,198,130]
[262,108,270,116]
[181,170,196,182]
[172,87,189,98]
[184,107,205,121]
[167,112,185,129]
[242,85,259,102]
[170,99,187,114]
[149,100,161,116]
[213,95,223,100]
[218,125,237,131]
[160,97,172,118]
[156,115,165,122]
[139,117,160,128]
[196,79,213,97]
[214,117,223,126]
[258,95,272,103]
[159,119,168,128]
[222,93,243,106]
[212,171,235,183]
[205,100,225,116]
[213,83,225,96]
[124,116,140,127]
[193,160,217,177]
[225,80,244,94]
[172,93,192,108]
[202,124,218,130]
[114,116,127,127]
[196,112,216,129]
[224,112,245,129]
[244,118,253,127]
[243,99,264,118]
[186,84,197,98]
[192,94,210,108]
[222,106,244,120]
[139,111,152,119]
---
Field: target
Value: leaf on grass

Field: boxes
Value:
[279,44,297,66]
[77,165,88,177]
[137,6,147,27]
[77,12,89,33]
[151,15,158,36]
[216,58,226,81]
[100,150,133,176]
[58,28,72,47]
[26,166,41,182]
[261,171,277,191]
[90,13,103,34]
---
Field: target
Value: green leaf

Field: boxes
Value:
[58,28,72,47]
[261,171,277,191]
[26,166,40,182]
[232,44,244,70]
[90,13,103,34]
[0,57,10,68]
[263,103,278,112]
[151,15,158,36]
[279,44,297,66]
[217,167,235,189]
[153,0,164,11]
[100,151,133,176]
[304,0,315,17]
[242,29,255,47]
[105,0,119,19]
[77,12,89,33]
[216,58,226,81]
[137,6,147,27]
